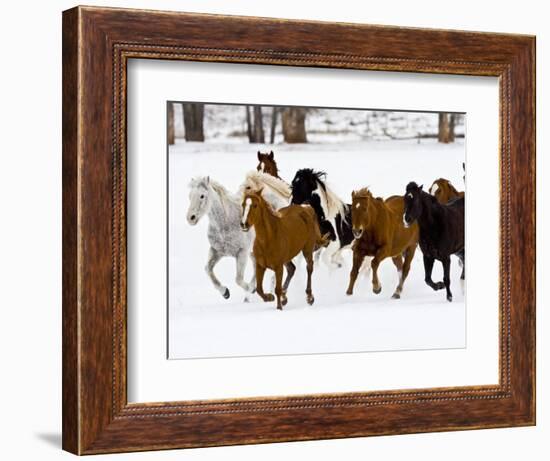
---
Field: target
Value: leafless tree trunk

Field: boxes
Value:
[167,102,175,145]
[438,112,455,143]
[245,106,265,143]
[282,107,307,143]
[182,103,205,142]
[270,107,278,144]
[253,106,265,143]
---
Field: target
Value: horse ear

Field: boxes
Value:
[419,184,423,190]
[205,176,210,185]
[257,151,261,160]
[351,190,356,199]
[269,151,274,159]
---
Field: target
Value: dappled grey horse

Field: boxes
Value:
[187,176,255,300]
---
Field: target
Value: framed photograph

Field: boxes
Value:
[62,6,535,455]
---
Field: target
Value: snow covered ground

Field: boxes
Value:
[168,138,466,359]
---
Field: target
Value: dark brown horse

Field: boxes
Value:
[347,188,419,299]
[256,151,280,178]
[429,178,464,204]
[241,191,328,309]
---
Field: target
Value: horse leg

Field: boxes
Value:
[456,249,465,294]
[423,254,444,290]
[304,250,315,305]
[282,261,296,293]
[393,245,417,299]
[391,255,404,299]
[205,247,229,299]
[274,265,285,310]
[322,240,339,270]
[235,249,254,301]
[255,263,274,303]
[371,249,389,294]
[442,256,453,302]
[330,247,345,268]
[360,255,373,278]
[346,250,365,296]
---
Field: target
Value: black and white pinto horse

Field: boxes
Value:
[290,169,369,271]
[403,182,465,302]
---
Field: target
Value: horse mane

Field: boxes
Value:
[246,191,282,218]
[300,168,347,221]
[245,170,291,199]
[353,187,374,199]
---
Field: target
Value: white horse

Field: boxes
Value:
[187,176,255,300]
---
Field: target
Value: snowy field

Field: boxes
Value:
[168,138,466,359]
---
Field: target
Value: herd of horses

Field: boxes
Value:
[186,150,465,310]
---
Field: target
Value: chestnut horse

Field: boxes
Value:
[347,188,419,299]
[256,151,281,178]
[429,178,464,204]
[240,191,328,310]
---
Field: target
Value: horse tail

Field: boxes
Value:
[317,232,331,248]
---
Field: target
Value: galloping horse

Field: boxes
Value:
[256,151,281,178]
[239,170,291,211]
[347,188,419,299]
[290,169,355,269]
[429,178,464,204]
[186,177,255,300]
[403,182,464,302]
[240,191,328,310]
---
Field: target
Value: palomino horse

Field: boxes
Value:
[290,169,356,270]
[403,182,464,302]
[347,188,419,299]
[256,151,280,178]
[240,191,328,310]
[429,178,464,204]
[239,170,291,211]
[186,177,255,300]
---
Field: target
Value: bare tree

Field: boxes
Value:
[282,107,307,143]
[167,102,175,145]
[245,105,265,143]
[182,103,205,142]
[270,107,278,144]
[438,112,456,143]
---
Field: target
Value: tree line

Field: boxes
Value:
[168,102,460,145]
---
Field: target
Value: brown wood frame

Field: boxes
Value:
[62,5,536,455]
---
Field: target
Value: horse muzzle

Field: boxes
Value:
[187,214,198,226]
[240,223,250,232]
[352,229,363,239]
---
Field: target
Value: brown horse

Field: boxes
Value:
[347,188,419,299]
[256,151,280,178]
[429,178,464,204]
[241,191,328,310]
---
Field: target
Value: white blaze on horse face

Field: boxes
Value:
[429,183,439,196]
[355,203,360,209]
[403,213,409,228]
[242,198,252,227]
[259,162,265,173]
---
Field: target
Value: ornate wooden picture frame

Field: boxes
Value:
[62,6,535,455]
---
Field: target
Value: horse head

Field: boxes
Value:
[403,182,424,228]
[291,168,325,205]
[240,190,264,232]
[187,176,211,225]
[256,150,278,177]
[350,188,375,239]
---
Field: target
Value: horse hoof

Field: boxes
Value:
[264,293,275,302]
[222,288,230,299]
[392,293,401,299]
[436,282,445,290]
[282,296,288,306]
[373,286,382,294]
[307,296,315,305]
[346,289,353,296]
[447,295,453,302]
[277,305,283,310]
